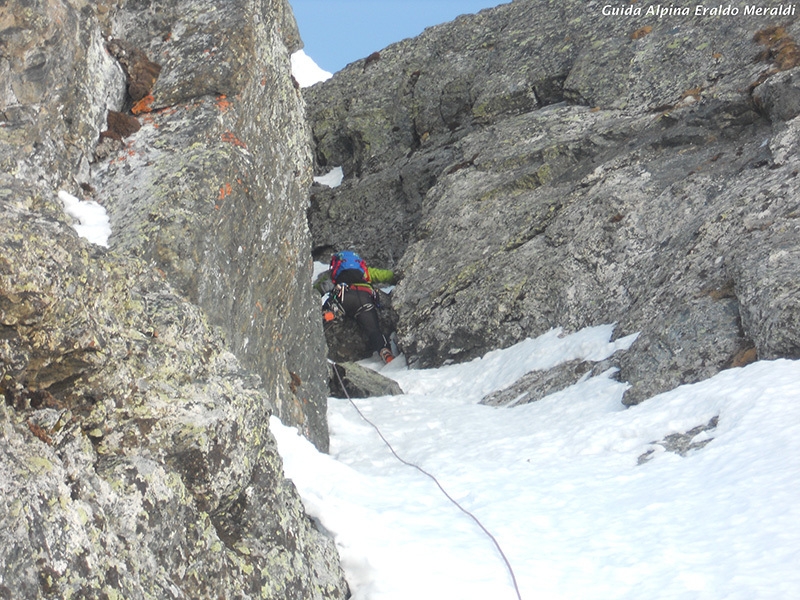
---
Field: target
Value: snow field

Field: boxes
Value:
[273,325,800,600]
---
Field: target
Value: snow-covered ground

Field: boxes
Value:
[273,324,800,600]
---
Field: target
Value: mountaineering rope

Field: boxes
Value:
[331,362,524,600]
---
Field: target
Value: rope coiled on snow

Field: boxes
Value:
[331,362,523,600]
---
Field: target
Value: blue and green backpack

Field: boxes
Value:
[330,250,370,284]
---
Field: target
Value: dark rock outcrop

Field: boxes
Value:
[329,362,404,399]
[106,37,163,102]
[638,417,720,464]
[2,0,346,597]
[305,0,800,404]
[480,359,615,407]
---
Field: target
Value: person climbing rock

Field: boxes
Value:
[315,250,396,363]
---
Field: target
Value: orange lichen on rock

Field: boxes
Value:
[131,94,156,115]
[221,131,248,149]
[216,94,233,112]
[681,86,703,101]
[218,182,233,199]
[630,26,652,40]
[731,346,758,368]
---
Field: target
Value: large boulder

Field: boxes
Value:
[328,362,404,399]
[305,0,800,403]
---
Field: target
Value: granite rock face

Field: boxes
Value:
[94,0,330,451]
[1,0,126,187]
[2,0,347,597]
[0,202,347,598]
[305,0,800,404]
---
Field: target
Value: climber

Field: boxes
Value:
[315,250,396,363]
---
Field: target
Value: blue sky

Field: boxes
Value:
[289,0,507,74]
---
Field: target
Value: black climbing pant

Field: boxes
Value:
[338,287,388,354]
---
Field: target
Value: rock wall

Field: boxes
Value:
[2,0,347,597]
[0,206,347,599]
[94,0,330,451]
[305,0,800,403]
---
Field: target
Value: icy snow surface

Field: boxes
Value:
[272,324,800,600]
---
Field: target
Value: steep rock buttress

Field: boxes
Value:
[1,0,347,597]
